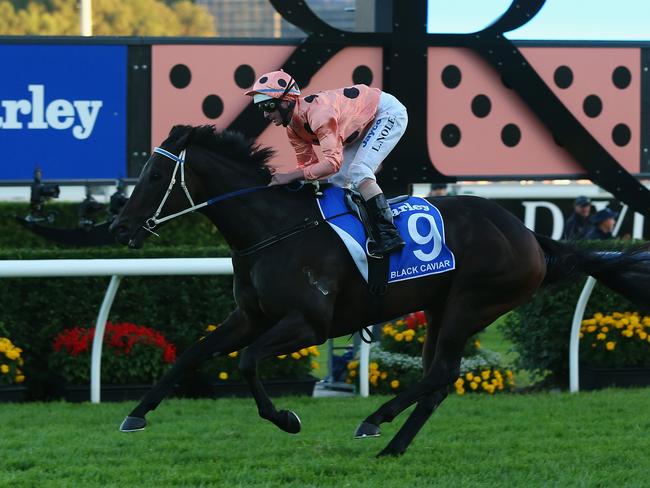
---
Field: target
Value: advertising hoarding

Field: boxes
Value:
[0,44,126,180]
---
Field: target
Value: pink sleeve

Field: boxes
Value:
[303,117,342,180]
[288,126,318,169]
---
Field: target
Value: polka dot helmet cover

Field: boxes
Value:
[244,70,301,101]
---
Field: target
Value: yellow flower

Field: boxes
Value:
[606,341,616,351]
[380,372,387,380]
[311,361,319,370]
[469,382,478,390]
[622,330,634,338]
[394,333,404,342]
[308,346,320,356]
[601,326,609,333]
[481,370,490,380]
[596,333,606,341]
[299,348,309,357]
[454,378,464,388]
[291,352,301,360]
[206,324,218,332]
[474,339,481,349]
[228,351,238,358]
[0,364,8,374]
[277,355,287,359]
[640,332,648,340]
[347,360,358,370]
[456,387,465,395]
[586,325,597,333]
[5,350,19,360]
[369,362,379,371]
[390,380,399,389]
[405,335,413,342]
[349,370,357,378]
[218,372,228,380]
[15,375,25,383]
[465,372,474,381]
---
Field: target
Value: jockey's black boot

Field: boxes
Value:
[365,193,405,256]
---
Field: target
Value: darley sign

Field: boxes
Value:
[0,44,126,180]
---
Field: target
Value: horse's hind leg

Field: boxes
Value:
[120,308,259,432]
[356,310,451,455]
[238,310,325,434]
[376,313,450,456]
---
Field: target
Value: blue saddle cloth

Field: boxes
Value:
[316,186,455,283]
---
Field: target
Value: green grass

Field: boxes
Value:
[2,389,650,487]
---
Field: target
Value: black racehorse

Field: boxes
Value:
[110,125,650,457]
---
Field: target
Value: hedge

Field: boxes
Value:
[499,240,642,387]
[1,246,235,399]
[0,202,226,249]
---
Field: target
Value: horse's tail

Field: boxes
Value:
[534,233,650,310]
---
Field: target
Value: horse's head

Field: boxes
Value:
[110,125,274,248]
[110,125,205,248]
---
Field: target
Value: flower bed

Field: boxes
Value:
[579,312,650,368]
[0,328,27,402]
[345,313,514,395]
[49,321,177,385]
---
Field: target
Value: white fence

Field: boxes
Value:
[0,258,233,403]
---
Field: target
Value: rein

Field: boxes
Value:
[145,147,351,255]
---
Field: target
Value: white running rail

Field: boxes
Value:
[0,258,233,403]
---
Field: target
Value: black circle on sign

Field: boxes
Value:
[612,124,631,146]
[501,124,521,147]
[259,76,268,84]
[441,124,461,147]
[441,65,461,88]
[471,94,491,118]
[583,95,602,118]
[202,95,224,119]
[352,65,373,85]
[234,64,255,89]
[554,65,573,89]
[170,64,191,89]
[612,66,631,89]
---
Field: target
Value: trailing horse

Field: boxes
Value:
[110,125,650,457]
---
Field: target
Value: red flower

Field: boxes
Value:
[52,322,176,362]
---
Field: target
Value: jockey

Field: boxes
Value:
[244,70,408,256]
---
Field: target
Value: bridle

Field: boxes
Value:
[142,146,267,236]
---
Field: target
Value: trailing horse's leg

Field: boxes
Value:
[120,308,259,432]
[238,310,323,434]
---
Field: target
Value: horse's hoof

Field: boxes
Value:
[119,416,147,432]
[277,410,301,434]
[354,421,381,439]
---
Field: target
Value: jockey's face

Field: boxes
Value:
[262,100,293,127]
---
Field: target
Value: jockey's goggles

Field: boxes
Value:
[255,100,279,113]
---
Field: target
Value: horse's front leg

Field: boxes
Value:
[238,310,325,434]
[120,308,260,432]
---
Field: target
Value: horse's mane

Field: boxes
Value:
[166,125,275,171]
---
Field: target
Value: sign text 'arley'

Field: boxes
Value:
[0,84,102,140]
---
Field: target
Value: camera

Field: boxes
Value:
[28,168,60,223]
[108,179,129,222]
[78,186,106,229]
